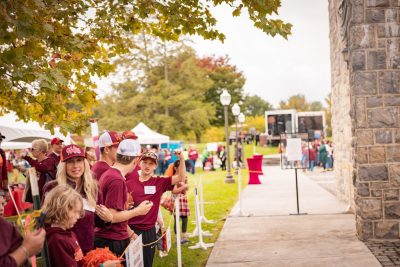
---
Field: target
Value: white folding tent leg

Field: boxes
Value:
[189,188,214,250]
[199,175,215,224]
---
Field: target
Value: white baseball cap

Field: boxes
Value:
[98,131,122,148]
[117,139,141,157]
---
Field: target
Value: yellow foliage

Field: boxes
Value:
[241,116,265,132]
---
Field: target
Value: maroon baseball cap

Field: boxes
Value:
[51,137,64,145]
[122,130,138,140]
[61,144,86,162]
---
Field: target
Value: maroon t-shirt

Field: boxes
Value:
[96,168,129,240]
[48,152,61,166]
[188,149,199,161]
[126,176,174,230]
[46,226,83,267]
[43,180,99,254]
[91,161,110,181]
[0,217,28,267]
[24,156,57,200]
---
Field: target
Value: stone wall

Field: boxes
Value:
[329,0,355,208]
[330,0,400,240]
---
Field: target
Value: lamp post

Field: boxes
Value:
[220,89,234,183]
[238,112,245,166]
[232,103,240,170]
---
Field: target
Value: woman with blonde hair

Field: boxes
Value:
[23,138,57,202]
[42,144,113,254]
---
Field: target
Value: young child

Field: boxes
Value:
[43,185,121,267]
[42,185,85,267]
[171,160,190,244]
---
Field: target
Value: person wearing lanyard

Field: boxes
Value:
[126,150,186,267]
[95,139,152,257]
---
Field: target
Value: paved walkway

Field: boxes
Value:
[206,165,381,267]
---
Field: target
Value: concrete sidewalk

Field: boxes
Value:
[206,166,381,267]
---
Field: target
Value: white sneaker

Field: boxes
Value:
[159,251,168,258]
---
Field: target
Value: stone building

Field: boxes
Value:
[330,0,400,240]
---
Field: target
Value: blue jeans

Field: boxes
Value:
[326,157,333,169]
[308,160,315,171]
[189,159,196,174]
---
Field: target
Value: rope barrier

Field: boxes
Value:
[119,193,181,258]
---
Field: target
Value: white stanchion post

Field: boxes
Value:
[231,169,249,217]
[175,197,182,267]
[199,175,215,224]
[189,188,214,250]
[189,177,212,238]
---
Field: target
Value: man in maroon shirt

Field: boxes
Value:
[48,137,63,166]
[127,150,186,267]
[188,144,199,174]
[95,139,152,257]
[0,133,8,191]
[91,131,122,180]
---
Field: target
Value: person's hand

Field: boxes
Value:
[173,149,184,160]
[181,184,189,190]
[22,228,46,256]
[95,205,113,223]
[136,200,153,216]
[102,260,123,267]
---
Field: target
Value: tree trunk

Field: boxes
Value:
[195,131,201,143]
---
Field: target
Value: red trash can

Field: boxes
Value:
[246,157,261,184]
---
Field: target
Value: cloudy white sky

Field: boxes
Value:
[98,0,331,107]
[191,0,331,107]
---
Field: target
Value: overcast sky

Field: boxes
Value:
[97,0,331,108]
[191,0,331,107]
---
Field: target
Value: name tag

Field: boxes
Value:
[144,186,156,195]
[82,198,95,212]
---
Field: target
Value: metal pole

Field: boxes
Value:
[295,168,300,214]
[235,116,239,169]
[224,105,234,183]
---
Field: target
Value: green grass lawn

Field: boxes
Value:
[153,143,278,267]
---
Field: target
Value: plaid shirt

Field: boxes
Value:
[173,193,190,217]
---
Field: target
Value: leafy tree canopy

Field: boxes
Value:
[242,94,273,117]
[197,55,246,126]
[96,48,214,142]
[0,0,291,133]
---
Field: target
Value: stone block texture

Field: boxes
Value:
[330,0,400,240]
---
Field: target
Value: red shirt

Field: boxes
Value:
[46,226,83,267]
[91,161,110,181]
[0,217,27,267]
[126,176,173,230]
[48,152,61,167]
[96,168,129,240]
[24,156,57,200]
[188,149,199,161]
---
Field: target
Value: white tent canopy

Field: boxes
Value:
[0,113,71,149]
[131,122,169,145]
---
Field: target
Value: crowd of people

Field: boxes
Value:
[0,130,189,267]
[279,139,334,171]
